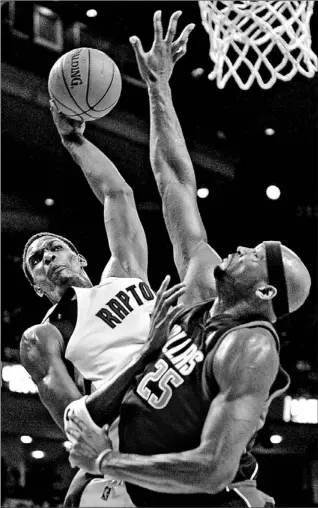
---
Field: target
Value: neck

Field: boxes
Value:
[47,275,92,304]
[210,296,268,321]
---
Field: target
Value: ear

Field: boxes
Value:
[34,285,44,298]
[78,254,87,268]
[255,284,277,301]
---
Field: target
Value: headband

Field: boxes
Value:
[264,241,289,319]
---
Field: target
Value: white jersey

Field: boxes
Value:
[44,276,155,507]
[44,276,155,391]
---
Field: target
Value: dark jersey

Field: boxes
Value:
[118,300,290,507]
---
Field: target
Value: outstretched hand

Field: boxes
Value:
[130,10,195,85]
[49,99,86,140]
[145,275,186,356]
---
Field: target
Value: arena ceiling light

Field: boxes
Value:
[270,435,283,444]
[21,436,33,444]
[86,9,98,18]
[31,450,45,459]
[197,187,209,199]
[266,185,281,200]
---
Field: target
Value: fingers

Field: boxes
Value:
[160,282,186,302]
[161,285,186,308]
[69,414,87,432]
[102,424,109,434]
[172,23,195,62]
[153,10,163,42]
[167,302,185,321]
[129,36,145,57]
[165,10,182,44]
[156,275,171,296]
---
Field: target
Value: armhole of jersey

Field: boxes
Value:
[205,320,290,402]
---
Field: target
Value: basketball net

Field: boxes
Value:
[199,1,318,89]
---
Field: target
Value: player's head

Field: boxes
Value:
[23,232,91,303]
[214,241,311,322]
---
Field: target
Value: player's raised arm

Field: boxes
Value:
[130,11,222,304]
[50,101,148,282]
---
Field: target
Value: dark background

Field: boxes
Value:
[1,2,317,507]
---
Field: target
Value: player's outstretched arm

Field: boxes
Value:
[50,100,148,282]
[20,323,82,431]
[68,327,278,494]
[130,11,222,304]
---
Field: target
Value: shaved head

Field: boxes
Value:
[281,245,311,314]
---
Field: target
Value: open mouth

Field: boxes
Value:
[221,254,234,269]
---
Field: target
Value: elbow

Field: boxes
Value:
[103,185,133,200]
[191,458,235,495]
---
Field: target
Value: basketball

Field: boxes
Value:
[48,48,122,121]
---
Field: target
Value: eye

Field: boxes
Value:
[31,255,40,267]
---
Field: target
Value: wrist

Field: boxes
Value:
[96,448,113,474]
[147,79,171,95]
[61,132,85,147]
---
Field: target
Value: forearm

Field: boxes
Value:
[38,365,82,431]
[99,448,220,494]
[62,134,129,203]
[148,81,196,191]
[86,345,153,427]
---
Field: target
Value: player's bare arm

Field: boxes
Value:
[130,11,222,304]
[50,100,149,282]
[68,327,278,494]
[20,322,82,431]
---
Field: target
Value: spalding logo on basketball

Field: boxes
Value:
[48,47,122,121]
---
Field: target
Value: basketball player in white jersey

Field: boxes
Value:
[20,101,185,507]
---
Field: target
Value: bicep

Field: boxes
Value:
[38,358,82,431]
[103,189,148,280]
[197,332,279,481]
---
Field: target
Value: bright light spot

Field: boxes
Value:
[38,6,55,17]
[86,9,97,18]
[216,130,226,140]
[21,436,33,444]
[191,68,204,78]
[2,364,38,394]
[266,185,281,200]
[197,187,209,199]
[45,198,54,206]
[283,396,318,424]
[63,441,72,451]
[31,450,45,459]
[265,128,275,136]
[270,434,283,444]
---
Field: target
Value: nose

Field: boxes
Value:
[237,246,247,256]
[43,250,56,265]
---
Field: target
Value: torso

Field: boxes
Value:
[43,277,155,391]
[118,301,290,507]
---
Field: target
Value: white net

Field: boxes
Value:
[199,1,318,89]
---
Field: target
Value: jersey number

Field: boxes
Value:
[136,359,183,409]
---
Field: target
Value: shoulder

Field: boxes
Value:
[213,326,279,395]
[20,323,64,354]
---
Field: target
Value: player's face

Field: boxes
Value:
[26,236,84,299]
[215,243,268,291]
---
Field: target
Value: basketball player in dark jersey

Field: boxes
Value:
[65,11,311,507]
